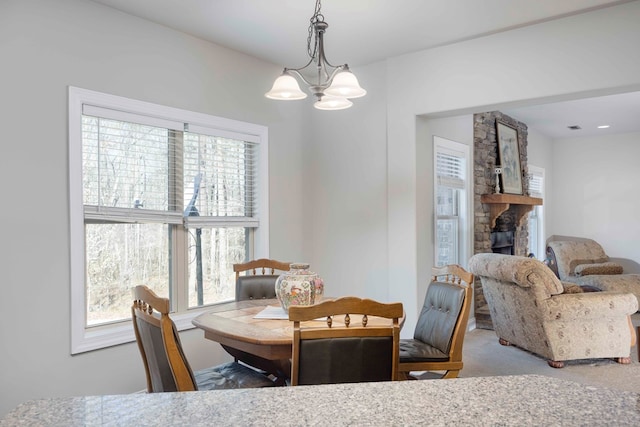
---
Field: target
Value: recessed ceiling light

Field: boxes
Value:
[597,125,610,129]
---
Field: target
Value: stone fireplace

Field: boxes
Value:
[473,111,542,329]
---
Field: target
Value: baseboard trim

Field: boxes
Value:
[467,317,477,331]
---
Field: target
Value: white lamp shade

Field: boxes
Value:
[265,74,307,100]
[314,95,353,111]
[324,71,367,99]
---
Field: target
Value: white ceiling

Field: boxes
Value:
[89,0,640,139]
[502,91,640,139]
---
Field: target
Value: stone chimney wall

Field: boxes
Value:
[473,111,530,328]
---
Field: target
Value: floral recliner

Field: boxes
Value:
[469,253,637,368]
[546,238,640,310]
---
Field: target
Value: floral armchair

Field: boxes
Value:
[546,238,640,309]
[469,253,637,368]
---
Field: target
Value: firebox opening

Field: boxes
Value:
[491,231,514,255]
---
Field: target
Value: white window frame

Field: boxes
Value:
[69,87,269,354]
[433,136,472,268]
[527,165,545,260]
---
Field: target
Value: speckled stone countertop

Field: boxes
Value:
[2,375,639,426]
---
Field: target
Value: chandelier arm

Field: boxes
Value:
[286,64,346,92]
[323,64,347,87]
[283,52,316,76]
[327,64,347,81]
[285,68,316,89]
[315,26,341,71]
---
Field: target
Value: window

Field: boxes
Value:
[69,87,269,354]
[527,165,545,259]
[434,137,471,267]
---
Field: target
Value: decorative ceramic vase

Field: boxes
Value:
[275,263,324,312]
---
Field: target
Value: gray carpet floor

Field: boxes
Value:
[420,313,640,393]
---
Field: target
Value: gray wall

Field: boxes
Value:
[2,0,640,417]
[526,128,555,250]
[550,131,640,262]
[0,0,308,416]
[305,63,389,302]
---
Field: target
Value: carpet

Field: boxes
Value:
[445,313,640,393]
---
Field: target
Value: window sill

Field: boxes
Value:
[71,307,212,355]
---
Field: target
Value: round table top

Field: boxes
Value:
[192,299,294,346]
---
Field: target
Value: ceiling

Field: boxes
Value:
[89,0,640,139]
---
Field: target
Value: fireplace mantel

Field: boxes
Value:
[481,194,543,228]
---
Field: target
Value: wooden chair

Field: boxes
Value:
[233,258,290,301]
[289,296,404,386]
[397,264,473,380]
[131,285,275,392]
[229,258,292,384]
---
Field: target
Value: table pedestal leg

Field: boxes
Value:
[222,345,290,385]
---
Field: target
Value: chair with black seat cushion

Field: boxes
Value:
[230,258,292,384]
[289,296,404,386]
[233,258,290,301]
[131,285,275,392]
[398,264,473,380]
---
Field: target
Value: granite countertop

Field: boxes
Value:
[2,375,639,426]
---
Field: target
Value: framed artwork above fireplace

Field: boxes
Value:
[496,121,523,195]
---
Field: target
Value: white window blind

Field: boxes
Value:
[81,112,259,228]
[528,170,544,197]
[436,151,465,189]
[183,132,259,228]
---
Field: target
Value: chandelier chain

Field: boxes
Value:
[307,0,323,59]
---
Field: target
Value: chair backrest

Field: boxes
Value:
[233,259,290,301]
[468,253,565,353]
[289,296,403,386]
[469,253,565,301]
[414,265,473,358]
[546,239,609,280]
[131,285,197,392]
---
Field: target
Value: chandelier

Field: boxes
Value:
[265,0,366,110]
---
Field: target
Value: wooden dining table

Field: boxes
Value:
[191,298,405,383]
